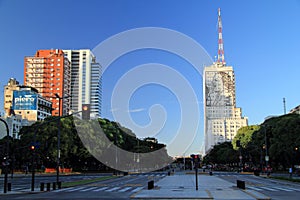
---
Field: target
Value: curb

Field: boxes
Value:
[242,189,271,200]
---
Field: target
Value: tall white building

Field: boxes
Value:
[203,9,248,154]
[63,49,102,119]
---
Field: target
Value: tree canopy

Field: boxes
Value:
[1,116,172,172]
[204,114,300,171]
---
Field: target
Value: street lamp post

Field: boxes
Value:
[114,132,117,174]
[31,129,37,191]
[0,118,9,193]
[55,94,62,185]
[264,125,269,168]
[54,93,70,185]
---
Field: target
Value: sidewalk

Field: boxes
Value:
[132,173,270,200]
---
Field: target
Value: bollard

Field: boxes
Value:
[237,180,245,189]
[53,182,56,190]
[167,171,171,176]
[47,182,51,191]
[40,182,45,191]
[8,183,11,191]
[57,181,62,189]
[148,180,154,190]
[209,171,213,176]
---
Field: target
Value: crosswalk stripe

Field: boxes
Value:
[105,186,121,192]
[81,187,98,192]
[52,187,77,192]
[271,187,294,192]
[247,186,263,191]
[118,187,132,192]
[93,186,109,192]
[66,186,86,192]
[289,188,300,192]
[260,186,277,191]
[131,187,143,193]
[14,187,26,190]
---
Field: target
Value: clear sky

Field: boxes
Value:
[0,0,299,156]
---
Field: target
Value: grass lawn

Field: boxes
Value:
[271,176,300,183]
[62,176,117,188]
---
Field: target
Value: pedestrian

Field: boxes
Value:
[267,166,271,177]
[289,167,293,178]
[24,165,28,175]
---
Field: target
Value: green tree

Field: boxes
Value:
[14,116,171,172]
[203,142,238,165]
[251,114,300,170]
[232,125,260,150]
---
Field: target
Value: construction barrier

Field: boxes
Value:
[44,168,72,173]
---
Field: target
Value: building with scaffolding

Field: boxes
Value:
[203,9,248,154]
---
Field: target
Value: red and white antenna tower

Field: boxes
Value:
[217,8,226,65]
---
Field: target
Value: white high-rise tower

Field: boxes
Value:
[203,8,248,154]
[63,49,102,119]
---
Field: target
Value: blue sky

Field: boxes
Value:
[0,0,299,156]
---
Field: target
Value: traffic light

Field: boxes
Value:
[82,104,90,120]
[194,154,199,160]
[190,154,200,163]
[30,145,35,151]
[190,154,195,161]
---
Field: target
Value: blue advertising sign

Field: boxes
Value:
[12,90,37,110]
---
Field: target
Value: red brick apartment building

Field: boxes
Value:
[24,49,71,116]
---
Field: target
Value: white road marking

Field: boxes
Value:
[118,187,132,192]
[93,186,109,191]
[131,187,143,193]
[105,186,121,192]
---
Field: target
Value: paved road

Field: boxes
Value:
[0,172,167,200]
[0,173,112,192]
[215,172,300,200]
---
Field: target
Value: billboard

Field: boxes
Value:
[12,90,37,110]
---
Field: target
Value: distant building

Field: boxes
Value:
[144,137,158,144]
[12,88,52,122]
[24,49,71,116]
[5,115,29,139]
[203,9,248,154]
[289,105,300,114]
[4,78,20,117]
[63,49,102,119]
[3,78,52,138]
